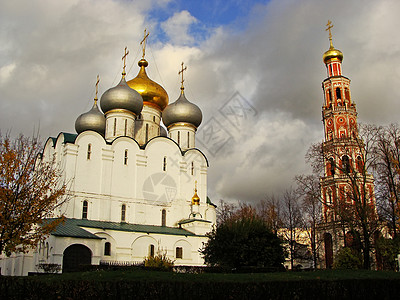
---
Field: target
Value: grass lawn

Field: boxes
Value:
[28,268,400,282]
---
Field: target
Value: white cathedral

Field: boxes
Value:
[0,41,217,276]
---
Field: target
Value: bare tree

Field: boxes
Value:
[257,195,282,234]
[295,174,322,269]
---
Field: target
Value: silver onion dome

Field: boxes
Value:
[162,91,202,128]
[160,125,168,137]
[75,100,106,135]
[100,77,143,115]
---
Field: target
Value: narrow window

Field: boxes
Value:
[328,90,332,105]
[177,131,180,145]
[342,155,350,173]
[121,204,126,222]
[187,132,190,148]
[104,242,111,256]
[161,209,166,226]
[327,190,332,205]
[153,116,156,122]
[163,156,167,172]
[149,244,155,257]
[124,119,127,136]
[357,156,363,173]
[191,162,194,176]
[329,64,332,76]
[46,242,49,259]
[336,87,341,100]
[176,247,183,259]
[329,158,335,176]
[145,123,149,143]
[87,144,92,160]
[82,200,88,219]
[124,149,128,165]
[113,118,117,136]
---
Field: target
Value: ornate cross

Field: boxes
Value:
[326,20,333,46]
[94,75,100,103]
[179,62,187,90]
[122,47,129,75]
[140,29,150,59]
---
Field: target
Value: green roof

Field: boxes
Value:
[178,218,212,225]
[62,132,77,144]
[206,196,217,207]
[50,218,198,239]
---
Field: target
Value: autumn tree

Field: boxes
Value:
[0,134,66,256]
[257,195,282,234]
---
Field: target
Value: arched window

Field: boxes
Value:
[121,204,126,222]
[82,200,88,219]
[329,158,335,176]
[328,90,332,105]
[104,242,111,256]
[177,131,180,145]
[153,116,156,122]
[124,149,128,165]
[149,244,155,257]
[161,209,166,226]
[191,162,194,176]
[87,144,92,160]
[342,155,350,173]
[124,119,127,136]
[176,247,183,259]
[163,156,167,172]
[336,87,341,100]
[113,118,117,136]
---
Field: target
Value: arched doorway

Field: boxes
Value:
[62,244,92,273]
[324,233,333,269]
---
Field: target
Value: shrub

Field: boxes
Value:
[144,253,174,271]
[333,247,363,270]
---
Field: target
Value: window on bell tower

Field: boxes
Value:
[336,87,341,100]
[342,155,350,173]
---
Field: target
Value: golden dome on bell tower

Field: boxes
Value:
[322,20,343,64]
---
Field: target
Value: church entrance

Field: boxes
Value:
[62,244,92,273]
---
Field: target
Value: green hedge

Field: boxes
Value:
[1,276,400,299]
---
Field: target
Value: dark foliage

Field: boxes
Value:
[200,215,285,269]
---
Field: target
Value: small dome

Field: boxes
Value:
[323,45,343,64]
[127,59,169,111]
[162,91,202,128]
[75,100,106,135]
[100,76,143,115]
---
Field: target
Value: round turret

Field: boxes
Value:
[127,59,169,111]
[162,91,202,128]
[75,100,106,135]
[100,77,143,115]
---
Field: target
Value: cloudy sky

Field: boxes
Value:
[1,0,400,203]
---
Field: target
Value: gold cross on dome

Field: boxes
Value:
[179,62,187,91]
[122,47,129,75]
[326,20,334,46]
[140,29,150,59]
[94,75,100,103]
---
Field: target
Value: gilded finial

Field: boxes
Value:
[94,75,100,105]
[194,180,197,192]
[178,62,187,93]
[326,20,334,48]
[191,180,200,205]
[122,47,129,77]
[140,29,150,59]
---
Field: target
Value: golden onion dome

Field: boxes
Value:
[323,45,343,64]
[127,59,169,111]
[191,191,200,205]
[100,76,143,115]
[75,100,106,135]
[162,90,202,128]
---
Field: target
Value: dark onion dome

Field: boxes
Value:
[75,100,106,135]
[100,76,143,115]
[162,91,202,128]
[127,59,169,111]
